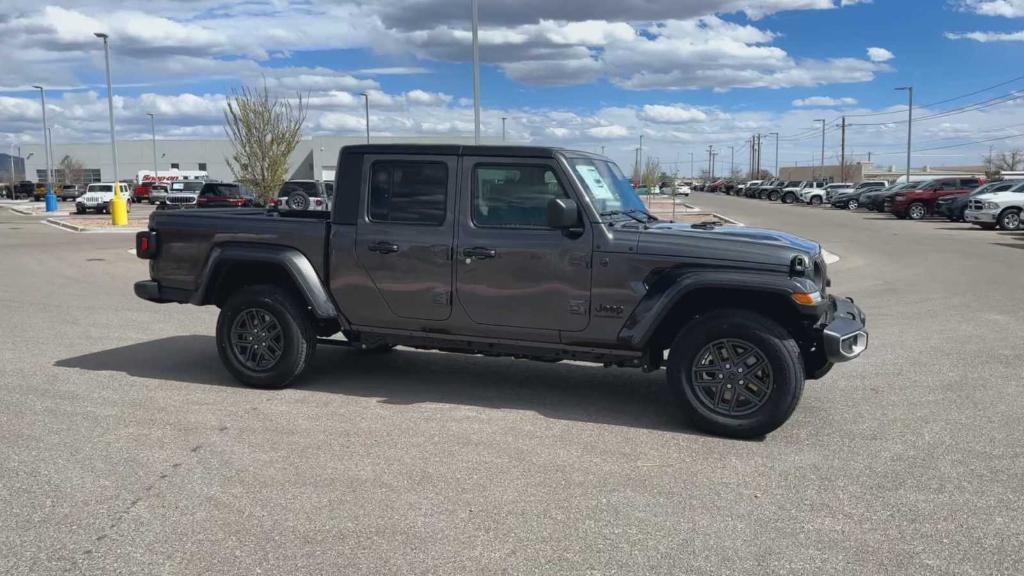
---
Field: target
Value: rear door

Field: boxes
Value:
[355,155,456,321]
[455,157,592,332]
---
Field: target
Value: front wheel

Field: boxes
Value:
[216,284,316,389]
[665,310,804,439]
[999,208,1021,230]
[848,199,859,210]
[782,193,795,204]
[809,195,822,206]
[768,191,780,201]
[907,202,926,220]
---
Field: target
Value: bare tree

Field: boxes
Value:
[641,157,662,187]
[983,148,1024,174]
[224,83,308,203]
[58,155,85,186]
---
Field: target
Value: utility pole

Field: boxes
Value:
[749,136,755,179]
[815,119,826,181]
[729,145,735,178]
[689,151,694,179]
[770,132,779,178]
[360,92,370,143]
[95,32,127,225]
[471,0,481,144]
[896,86,913,183]
[711,152,717,181]
[707,145,714,180]
[839,116,847,182]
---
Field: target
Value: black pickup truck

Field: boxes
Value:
[135,144,867,438]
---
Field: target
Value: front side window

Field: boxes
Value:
[369,161,447,225]
[473,164,569,228]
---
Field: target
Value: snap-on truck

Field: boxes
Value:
[135,145,868,438]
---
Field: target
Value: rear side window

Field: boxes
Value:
[201,184,240,197]
[960,179,980,189]
[279,181,321,197]
[472,164,569,228]
[369,161,447,225]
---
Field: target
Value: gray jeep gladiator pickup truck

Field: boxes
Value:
[135,144,867,438]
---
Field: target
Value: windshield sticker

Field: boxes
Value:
[577,165,615,201]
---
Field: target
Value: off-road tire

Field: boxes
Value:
[666,309,804,439]
[286,191,310,211]
[216,284,316,389]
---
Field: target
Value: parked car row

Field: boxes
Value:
[703,174,1023,231]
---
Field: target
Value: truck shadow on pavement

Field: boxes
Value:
[56,335,709,436]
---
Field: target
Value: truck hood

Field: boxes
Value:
[637,222,820,266]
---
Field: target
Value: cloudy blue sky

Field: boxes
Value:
[2,0,1024,173]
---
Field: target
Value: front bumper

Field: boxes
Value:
[820,296,868,363]
[964,209,998,223]
[77,200,110,210]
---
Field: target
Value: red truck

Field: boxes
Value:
[888,176,984,220]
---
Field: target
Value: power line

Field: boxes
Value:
[843,73,1024,119]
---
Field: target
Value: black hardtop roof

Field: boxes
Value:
[340,144,603,159]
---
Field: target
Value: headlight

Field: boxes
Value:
[984,202,1000,210]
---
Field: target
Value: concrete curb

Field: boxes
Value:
[44,218,87,232]
[9,206,37,216]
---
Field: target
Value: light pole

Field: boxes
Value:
[360,92,370,143]
[896,86,913,183]
[147,113,158,182]
[728,145,734,178]
[689,151,694,179]
[769,132,779,177]
[501,116,507,142]
[48,128,55,185]
[31,85,57,211]
[94,32,127,225]
[815,119,826,181]
[471,0,481,144]
[7,144,14,197]
[638,134,644,185]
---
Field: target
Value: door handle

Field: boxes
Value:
[463,247,496,260]
[368,241,400,254]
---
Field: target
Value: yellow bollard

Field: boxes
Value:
[110,181,128,226]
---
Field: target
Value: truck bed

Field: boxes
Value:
[147,208,331,292]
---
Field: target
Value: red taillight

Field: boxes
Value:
[136,231,157,259]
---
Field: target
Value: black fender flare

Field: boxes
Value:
[193,244,344,323]
[617,268,818,348]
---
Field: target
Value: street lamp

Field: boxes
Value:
[501,116,507,142]
[94,32,127,225]
[814,119,826,181]
[31,85,57,211]
[896,86,913,183]
[360,92,370,144]
[147,113,158,182]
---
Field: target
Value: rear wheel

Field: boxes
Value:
[216,284,316,388]
[809,195,822,206]
[908,202,926,220]
[782,192,796,204]
[665,310,804,438]
[768,191,780,201]
[998,208,1021,231]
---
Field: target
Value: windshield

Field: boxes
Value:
[785,181,801,187]
[568,158,646,215]
[89,185,112,193]
[171,181,204,192]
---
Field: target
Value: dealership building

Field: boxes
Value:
[14,135,478,186]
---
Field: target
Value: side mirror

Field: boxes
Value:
[547,197,581,229]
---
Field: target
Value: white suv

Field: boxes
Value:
[803,182,852,205]
[964,181,1024,230]
[75,183,132,214]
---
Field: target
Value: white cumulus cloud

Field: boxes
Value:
[866,47,894,62]
[638,104,708,123]
[792,96,858,107]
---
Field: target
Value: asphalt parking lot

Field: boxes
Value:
[1,197,1022,575]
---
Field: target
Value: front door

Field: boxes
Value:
[455,158,592,332]
[355,156,456,321]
